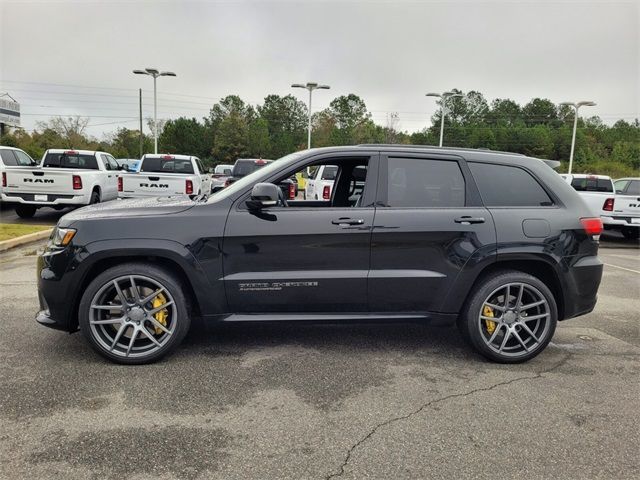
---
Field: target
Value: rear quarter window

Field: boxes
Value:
[626,181,640,196]
[469,162,554,207]
[0,150,18,166]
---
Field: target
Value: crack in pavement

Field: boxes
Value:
[325,354,572,480]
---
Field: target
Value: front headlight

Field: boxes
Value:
[50,227,76,247]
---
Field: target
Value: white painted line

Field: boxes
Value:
[604,263,640,274]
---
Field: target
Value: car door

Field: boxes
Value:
[195,158,211,193]
[100,154,119,200]
[222,153,379,313]
[369,153,496,313]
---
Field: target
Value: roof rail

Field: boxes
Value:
[356,144,526,156]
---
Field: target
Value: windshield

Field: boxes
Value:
[141,157,194,174]
[43,152,98,169]
[232,160,271,177]
[207,152,304,203]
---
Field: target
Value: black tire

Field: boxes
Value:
[457,270,557,363]
[621,227,640,240]
[90,190,101,205]
[78,262,191,365]
[15,205,37,218]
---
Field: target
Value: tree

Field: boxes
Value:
[258,94,307,156]
[159,118,209,159]
[247,117,271,157]
[522,98,559,127]
[213,112,249,162]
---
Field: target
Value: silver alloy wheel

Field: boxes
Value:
[88,275,176,358]
[477,282,551,358]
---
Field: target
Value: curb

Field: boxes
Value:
[0,229,53,252]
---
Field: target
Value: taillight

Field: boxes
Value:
[72,175,82,190]
[580,217,603,236]
[1,172,6,187]
[117,176,123,192]
[186,179,194,195]
[602,198,614,212]
[288,182,295,200]
[323,185,330,200]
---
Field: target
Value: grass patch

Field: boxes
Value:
[0,224,51,242]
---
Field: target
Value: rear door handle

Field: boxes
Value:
[454,216,485,224]
[332,217,364,226]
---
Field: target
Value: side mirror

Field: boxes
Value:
[121,165,130,172]
[246,183,279,210]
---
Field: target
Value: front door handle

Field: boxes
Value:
[454,216,485,224]
[332,217,364,226]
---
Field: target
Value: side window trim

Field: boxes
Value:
[376,153,481,208]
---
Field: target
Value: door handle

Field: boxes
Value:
[332,217,365,226]
[454,216,485,224]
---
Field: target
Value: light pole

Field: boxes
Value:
[292,82,330,149]
[426,91,463,147]
[133,68,176,154]
[559,100,596,174]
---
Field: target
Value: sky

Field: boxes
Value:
[1,0,638,138]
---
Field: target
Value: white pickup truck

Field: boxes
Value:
[1,149,121,218]
[118,154,212,198]
[304,164,338,200]
[560,173,616,216]
[1,146,38,204]
[608,178,640,239]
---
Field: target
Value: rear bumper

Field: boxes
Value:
[560,255,603,320]
[602,215,640,228]
[1,192,90,206]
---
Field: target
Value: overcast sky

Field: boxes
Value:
[1,0,638,138]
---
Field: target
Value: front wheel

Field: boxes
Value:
[457,270,557,363]
[15,205,37,218]
[78,263,191,364]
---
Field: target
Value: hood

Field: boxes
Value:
[59,196,195,225]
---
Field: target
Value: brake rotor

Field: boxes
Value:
[483,305,497,334]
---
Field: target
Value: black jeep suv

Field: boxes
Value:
[36,145,604,364]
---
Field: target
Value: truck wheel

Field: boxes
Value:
[15,205,37,219]
[78,263,191,365]
[90,190,101,204]
[621,227,639,240]
[457,270,557,363]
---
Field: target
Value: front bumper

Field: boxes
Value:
[36,249,80,332]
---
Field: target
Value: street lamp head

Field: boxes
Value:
[317,84,330,90]
[133,69,148,75]
[160,71,176,77]
[145,68,160,75]
[426,93,442,98]
[577,101,596,107]
[443,91,463,98]
[306,82,319,88]
[291,83,306,89]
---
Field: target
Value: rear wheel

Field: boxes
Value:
[15,205,37,218]
[78,263,191,364]
[90,190,101,205]
[621,227,639,239]
[458,270,557,363]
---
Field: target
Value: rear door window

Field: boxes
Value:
[469,162,553,207]
[43,152,98,169]
[141,157,194,174]
[385,157,465,208]
[570,177,614,192]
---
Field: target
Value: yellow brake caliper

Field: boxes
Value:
[152,293,169,334]
[483,305,496,334]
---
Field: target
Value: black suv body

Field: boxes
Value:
[36,146,603,364]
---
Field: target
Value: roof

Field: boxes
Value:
[563,173,612,180]
[142,153,194,160]
[45,149,105,155]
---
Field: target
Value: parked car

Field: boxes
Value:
[225,158,272,187]
[560,173,616,219]
[116,158,141,172]
[2,149,121,218]
[118,154,212,198]
[608,177,640,239]
[211,164,233,191]
[304,164,338,200]
[37,145,603,365]
[0,146,38,204]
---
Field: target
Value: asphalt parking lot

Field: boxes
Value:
[0,237,638,480]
